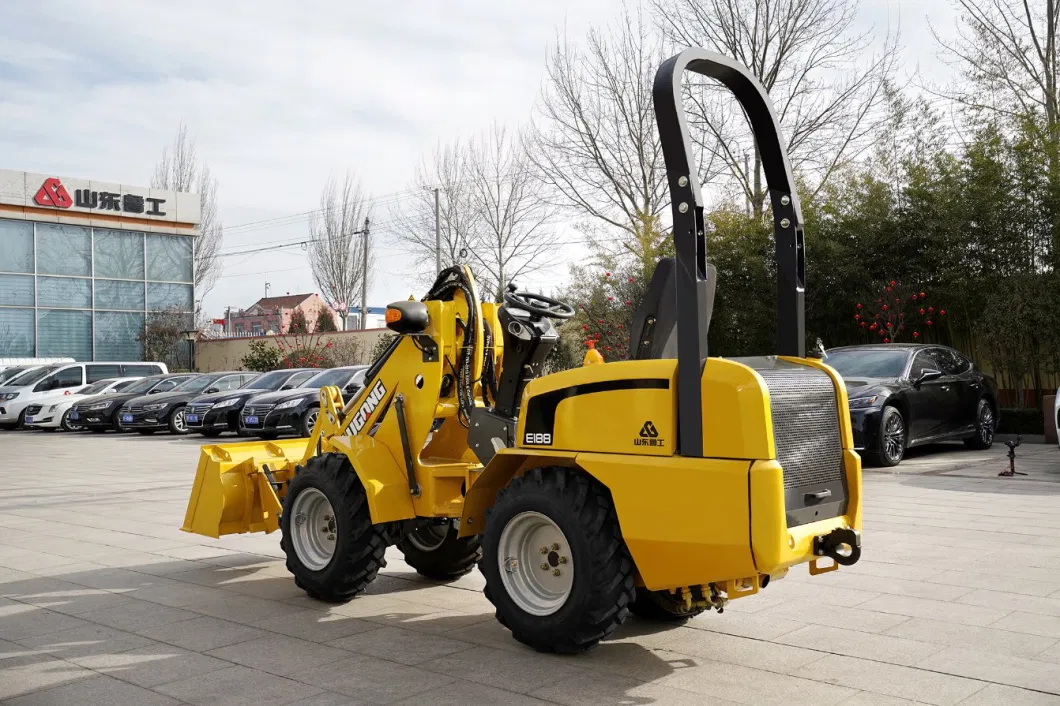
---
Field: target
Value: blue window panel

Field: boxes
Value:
[37,309,92,361]
[147,282,193,311]
[0,219,33,273]
[95,312,144,361]
[94,229,145,279]
[147,234,193,283]
[37,224,91,276]
[38,276,92,309]
[95,279,145,311]
[0,274,34,307]
[0,308,34,356]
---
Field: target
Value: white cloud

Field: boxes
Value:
[0,0,961,318]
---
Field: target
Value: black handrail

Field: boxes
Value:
[653,48,806,458]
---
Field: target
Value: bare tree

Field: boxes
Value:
[152,124,224,300]
[654,0,898,212]
[307,172,373,330]
[390,142,477,283]
[528,5,672,267]
[466,124,560,301]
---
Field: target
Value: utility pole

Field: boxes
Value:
[433,187,441,274]
[359,217,370,330]
[743,150,751,217]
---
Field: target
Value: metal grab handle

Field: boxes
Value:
[653,48,804,458]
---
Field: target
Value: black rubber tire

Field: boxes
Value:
[300,406,319,437]
[137,429,156,435]
[112,414,125,433]
[280,452,389,603]
[867,405,905,467]
[167,406,190,435]
[200,429,224,438]
[480,466,636,654]
[60,409,83,432]
[964,398,996,450]
[398,523,481,580]
[630,588,707,622]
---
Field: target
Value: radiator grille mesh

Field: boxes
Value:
[757,365,844,489]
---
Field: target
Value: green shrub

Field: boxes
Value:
[997,408,1045,435]
[241,339,283,372]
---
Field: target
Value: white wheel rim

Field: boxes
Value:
[305,409,318,433]
[290,487,337,571]
[497,511,573,616]
[173,409,186,432]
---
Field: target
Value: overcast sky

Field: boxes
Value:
[0,0,959,319]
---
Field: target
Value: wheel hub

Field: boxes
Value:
[289,488,337,571]
[498,511,573,616]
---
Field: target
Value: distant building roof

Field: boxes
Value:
[245,293,319,311]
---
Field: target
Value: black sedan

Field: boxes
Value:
[186,368,317,437]
[240,366,366,439]
[826,344,999,467]
[118,371,258,435]
[72,373,200,432]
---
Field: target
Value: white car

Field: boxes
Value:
[1054,389,1059,450]
[23,378,142,431]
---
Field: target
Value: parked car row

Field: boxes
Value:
[2,364,368,440]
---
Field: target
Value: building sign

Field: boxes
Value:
[32,176,167,216]
[0,168,198,226]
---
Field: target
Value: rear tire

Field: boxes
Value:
[480,466,636,653]
[281,452,389,603]
[868,406,905,467]
[630,588,707,622]
[964,398,996,450]
[398,522,481,580]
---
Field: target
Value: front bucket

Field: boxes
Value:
[181,439,309,539]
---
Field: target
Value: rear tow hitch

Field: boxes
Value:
[813,528,861,566]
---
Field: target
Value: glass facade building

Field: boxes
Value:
[0,218,195,361]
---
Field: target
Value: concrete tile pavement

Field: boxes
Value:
[0,431,1058,704]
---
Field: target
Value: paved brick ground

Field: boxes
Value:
[1,431,1058,705]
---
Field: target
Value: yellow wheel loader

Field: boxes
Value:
[182,48,862,653]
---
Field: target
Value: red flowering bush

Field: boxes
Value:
[853,280,946,344]
[559,264,648,363]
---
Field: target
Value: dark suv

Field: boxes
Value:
[73,374,200,432]
[118,372,255,435]
[186,368,317,437]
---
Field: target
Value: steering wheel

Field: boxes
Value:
[503,287,576,320]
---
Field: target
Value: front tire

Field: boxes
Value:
[300,406,319,437]
[964,398,996,450]
[280,453,389,603]
[630,588,707,622]
[480,466,636,653]
[398,522,481,580]
[869,406,905,467]
[168,406,190,435]
[60,409,83,432]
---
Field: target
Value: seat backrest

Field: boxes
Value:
[629,257,717,360]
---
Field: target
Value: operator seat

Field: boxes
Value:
[629,257,717,360]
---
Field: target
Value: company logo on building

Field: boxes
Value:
[33,178,73,209]
[31,176,167,217]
